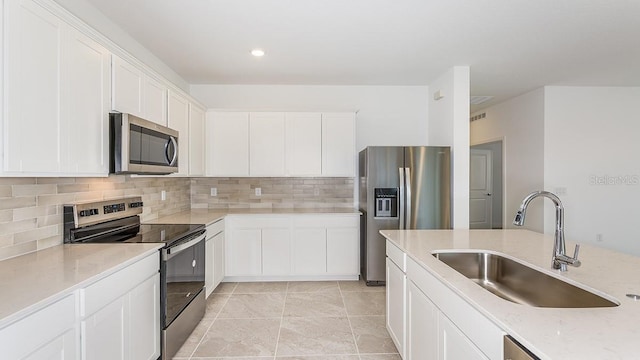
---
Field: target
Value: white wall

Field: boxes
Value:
[190,84,430,151]
[428,67,470,229]
[470,88,545,232]
[54,0,189,91]
[544,86,640,255]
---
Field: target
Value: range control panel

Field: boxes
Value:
[64,196,144,228]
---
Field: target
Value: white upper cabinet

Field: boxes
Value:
[206,111,250,176]
[168,90,190,176]
[206,111,356,177]
[111,55,144,117]
[285,112,322,176]
[249,112,286,176]
[189,103,206,176]
[143,76,168,126]
[4,0,63,173]
[3,0,110,176]
[62,27,111,175]
[111,55,168,126]
[322,112,356,176]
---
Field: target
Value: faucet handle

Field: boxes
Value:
[573,244,580,259]
[572,244,582,267]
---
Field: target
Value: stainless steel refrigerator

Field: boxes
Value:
[359,146,451,285]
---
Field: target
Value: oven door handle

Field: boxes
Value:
[163,233,206,260]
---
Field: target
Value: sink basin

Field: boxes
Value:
[432,251,619,308]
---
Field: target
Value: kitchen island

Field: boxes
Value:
[381,229,640,359]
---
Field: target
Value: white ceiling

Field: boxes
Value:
[84,0,640,110]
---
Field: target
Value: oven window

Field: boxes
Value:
[164,239,205,326]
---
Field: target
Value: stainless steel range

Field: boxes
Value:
[63,197,205,360]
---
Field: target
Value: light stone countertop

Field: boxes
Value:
[146,208,361,226]
[0,243,163,328]
[380,229,640,360]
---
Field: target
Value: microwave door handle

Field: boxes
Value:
[166,137,178,166]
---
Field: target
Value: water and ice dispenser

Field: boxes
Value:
[374,188,398,218]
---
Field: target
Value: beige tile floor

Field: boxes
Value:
[173,280,400,360]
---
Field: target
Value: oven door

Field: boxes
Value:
[161,231,206,328]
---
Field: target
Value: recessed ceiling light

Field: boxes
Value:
[251,49,265,57]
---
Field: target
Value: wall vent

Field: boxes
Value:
[470,95,494,105]
[470,112,486,122]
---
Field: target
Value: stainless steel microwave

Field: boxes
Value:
[109,113,179,175]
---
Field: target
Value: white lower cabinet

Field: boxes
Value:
[262,228,291,275]
[205,219,226,297]
[82,295,127,360]
[406,280,438,360]
[0,252,159,360]
[292,228,326,274]
[388,240,504,360]
[386,257,406,358]
[0,294,77,360]
[80,253,160,360]
[226,214,359,280]
[438,312,488,360]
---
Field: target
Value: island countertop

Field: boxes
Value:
[380,229,640,360]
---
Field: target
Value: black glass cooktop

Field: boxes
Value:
[124,223,205,245]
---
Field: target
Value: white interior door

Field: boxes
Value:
[469,149,493,229]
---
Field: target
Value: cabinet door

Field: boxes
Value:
[285,112,322,176]
[111,55,143,116]
[207,112,249,176]
[326,227,359,275]
[23,329,76,360]
[129,274,160,360]
[262,228,291,275]
[322,112,356,176]
[249,112,286,176]
[82,296,127,360]
[189,104,206,176]
[291,228,326,274]
[62,26,110,175]
[227,229,261,276]
[386,257,406,357]
[168,90,190,176]
[406,280,438,360]
[4,0,63,173]
[213,231,225,288]
[205,237,215,297]
[143,76,167,125]
[438,313,489,360]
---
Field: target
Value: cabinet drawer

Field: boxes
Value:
[386,240,406,272]
[0,294,76,359]
[227,215,291,228]
[81,252,159,316]
[293,215,358,228]
[407,257,504,360]
[207,219,225,238]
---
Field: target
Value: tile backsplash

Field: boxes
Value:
[190,177,354,209]
[0,176,190,261]
[0,176,355,261]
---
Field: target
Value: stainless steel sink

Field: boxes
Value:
[432,251,619,308]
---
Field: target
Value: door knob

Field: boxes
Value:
[486,193,492,196]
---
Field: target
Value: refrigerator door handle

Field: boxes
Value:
[398,167,405,229]
[405,167,412,229]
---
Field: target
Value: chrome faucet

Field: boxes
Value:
[513,191,581,271]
